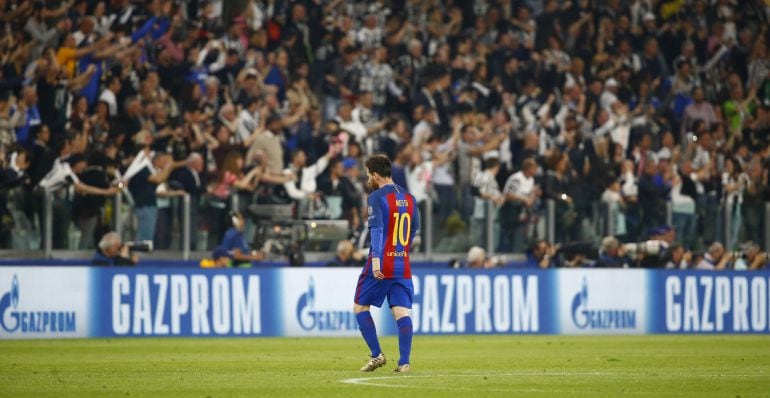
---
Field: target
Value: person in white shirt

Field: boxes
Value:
[336,102,367,147]
[405,150,433,205]
[471,157,504,247]
[236,96,261,145]
[282,147,336,217]
[356,14,383,50]
[431,132,460,226]
[410,106,437,149]
[351,91,385,154]
[499,157,539,252]
[721,157,748,250]
[601,78,621,111]
[601,180,627,237]
[98,75,121,117]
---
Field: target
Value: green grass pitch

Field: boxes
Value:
[1,335,769,397]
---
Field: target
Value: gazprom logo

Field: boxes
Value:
[10,275,19,309]
[571,277,636,330]
[0,275,76,334]
[296,277,357,331]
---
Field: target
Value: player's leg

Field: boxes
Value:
[354,303,382,359]
[353,275,388,371]
[388,280,414,372]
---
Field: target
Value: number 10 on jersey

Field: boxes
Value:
[391,213,412,246]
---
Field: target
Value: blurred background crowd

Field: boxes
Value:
[0,0,769,269]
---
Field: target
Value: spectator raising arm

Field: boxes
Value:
[148,159,186,185]
[74,181,117,196]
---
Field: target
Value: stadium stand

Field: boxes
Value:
[0,0,769,269]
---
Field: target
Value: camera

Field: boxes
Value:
[125,240,154,252]
[732,250,770,261]
[248,204,307,267]
[622,240,667,258]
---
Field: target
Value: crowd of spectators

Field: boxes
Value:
[0,0,769,269]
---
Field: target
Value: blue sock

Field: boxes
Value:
[397,316,413,366]
[356,311,381,357]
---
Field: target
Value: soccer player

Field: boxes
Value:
[354,154,419,373]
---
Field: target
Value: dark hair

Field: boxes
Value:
[290,149,305,160]
[521,157,538,171]
[328,157,340,170]
[108,75,121,86]
[266,114,282,127]
[484,157,500,170]
[243,95,261,108]
[365,155,392,178]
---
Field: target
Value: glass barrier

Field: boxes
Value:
[765,202,770,252]
[7,187,770,259]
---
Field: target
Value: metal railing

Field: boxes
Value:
[425,194,433,261]
[765,202,770,252]
[486,200,495,256]
[114,190,124,239]
[546,199,556,244]
[43,190,53,259]
[230,194,240,214]
[42,190,192,260]
[182,194,191,260]
[724,200,733,249]
[605,202,616,238]
[31,190,770,259]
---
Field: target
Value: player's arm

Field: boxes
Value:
[368,194,385,280]
[410,200,421,248]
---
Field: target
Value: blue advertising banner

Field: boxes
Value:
[650,272,770,334]
[1,266,769,339]
[409,270,551,334]
[91,268,280,337]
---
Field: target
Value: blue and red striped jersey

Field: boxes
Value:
[364,184,420,279]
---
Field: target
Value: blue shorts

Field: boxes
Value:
[354,275,413,308]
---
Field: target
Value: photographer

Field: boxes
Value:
[733,242,769,271]
[92,232,138,266]
[695,242,731,270]
[596,236,632,268]
[465,246,504,269]
[524,240,560,269]
[634,226,675,268]
[664,243,692,270]
[221,211,265,267]
[326,240,365,267]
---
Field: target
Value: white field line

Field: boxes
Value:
[340,370,765,393]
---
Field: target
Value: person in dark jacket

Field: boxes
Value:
[92,231,137,266]
[595,236,632,268]
[72,153,113,249]
[638,155,670,234]
[326,239,364,267]
[169,152,206,250]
